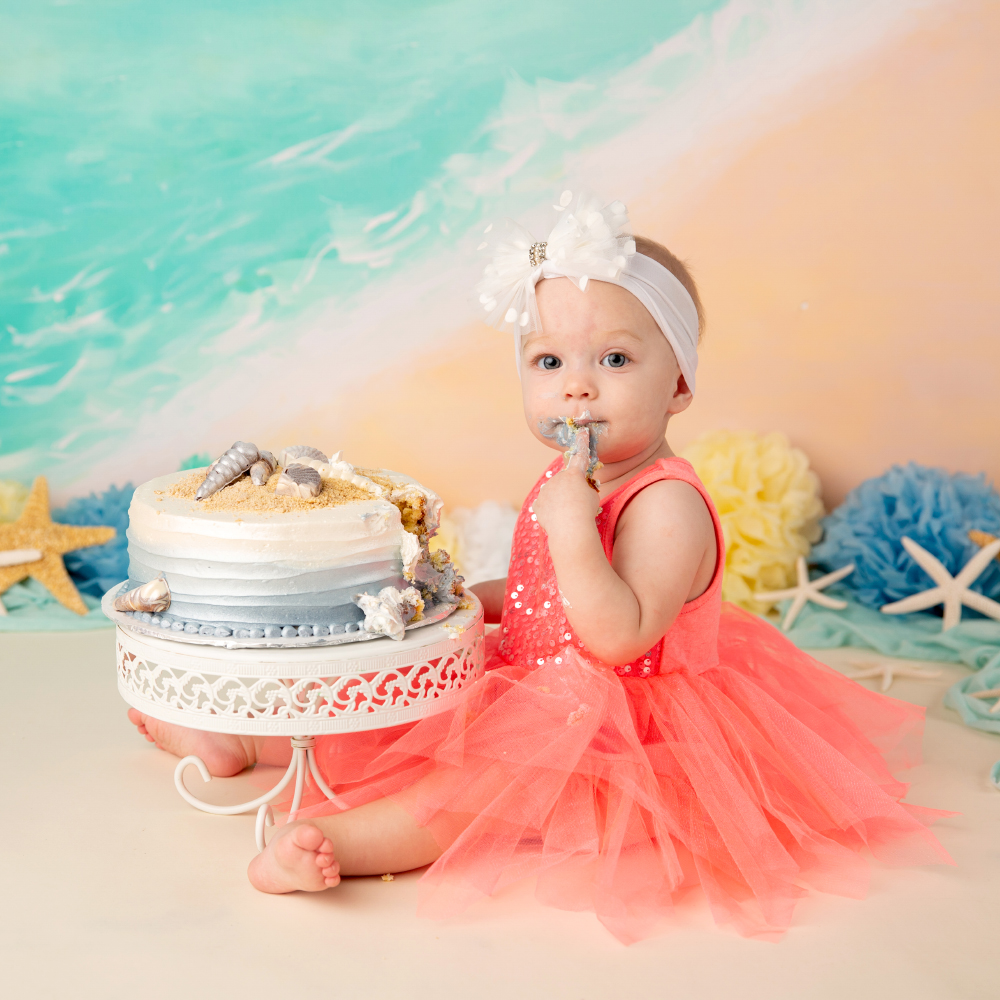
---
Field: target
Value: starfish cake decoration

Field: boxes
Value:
[880,535,1000,632]
[0,477,115,615]
[753,556,855,631]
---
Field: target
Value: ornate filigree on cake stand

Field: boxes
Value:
[105,589,485,850]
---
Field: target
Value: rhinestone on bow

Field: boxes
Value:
[529,242,548,267]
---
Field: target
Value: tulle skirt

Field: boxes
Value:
[294,603,954,943]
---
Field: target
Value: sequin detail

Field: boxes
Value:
[497,457,663,677]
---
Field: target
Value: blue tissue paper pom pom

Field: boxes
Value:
[54,484,135,599]
[811,463,1000,611]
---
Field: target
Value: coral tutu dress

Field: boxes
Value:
[299,457,953,943]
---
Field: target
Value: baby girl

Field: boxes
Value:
[131,193,951,943]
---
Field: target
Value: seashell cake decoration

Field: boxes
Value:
[279,445,328,467]
[249,450,277,486]
[274,463,323,499]
[196,441,267,500]
[114,574,171,613]
[194,440,379,501]
[291,454,385,497]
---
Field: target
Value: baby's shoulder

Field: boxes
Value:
[614,476,713,542]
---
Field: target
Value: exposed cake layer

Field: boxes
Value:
[126,471,414,626]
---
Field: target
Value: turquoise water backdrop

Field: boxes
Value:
[1,0,727,488]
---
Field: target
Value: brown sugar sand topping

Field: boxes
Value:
[168,468,373,513]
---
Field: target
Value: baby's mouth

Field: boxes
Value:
[569,409,607,430]
[539,409,609,443]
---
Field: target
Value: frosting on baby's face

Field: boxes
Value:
[523,276,693,468]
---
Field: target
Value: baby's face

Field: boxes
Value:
[523,277,692,466]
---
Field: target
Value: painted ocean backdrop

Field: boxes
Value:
[3,0,994,515]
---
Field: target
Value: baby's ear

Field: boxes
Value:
[669,373,694,414]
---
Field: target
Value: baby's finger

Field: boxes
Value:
[566,428,590,474]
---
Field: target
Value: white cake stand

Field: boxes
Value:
[113,594,485,850]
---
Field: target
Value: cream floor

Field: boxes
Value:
[1,629,998,1000]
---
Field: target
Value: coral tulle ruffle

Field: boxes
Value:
[294,604,953,943]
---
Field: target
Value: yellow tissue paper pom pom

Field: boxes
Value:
[681,431,824,613]
[0,480,29,523]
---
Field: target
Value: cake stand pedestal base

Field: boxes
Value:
[107,590,485,852]
[174,734,348,852]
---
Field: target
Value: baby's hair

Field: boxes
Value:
[633,235,705,338]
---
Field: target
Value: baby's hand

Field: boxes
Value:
[532,428,601,539]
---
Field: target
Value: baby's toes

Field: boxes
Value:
[313,838,336,867]
[290,824,325,853]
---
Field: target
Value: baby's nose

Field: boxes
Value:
[561,372,596,400]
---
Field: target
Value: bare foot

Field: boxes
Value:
[127,708,255,777]
[248,823,341,893]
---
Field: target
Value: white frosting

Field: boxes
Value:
[354,585,423,641]
[400,530,421,580]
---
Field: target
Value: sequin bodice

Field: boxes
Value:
[496,456,725,678]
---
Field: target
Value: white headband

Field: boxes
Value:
[475,190,699,391]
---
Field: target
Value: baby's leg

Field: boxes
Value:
[248,793,449,893]
[127,709,291,776]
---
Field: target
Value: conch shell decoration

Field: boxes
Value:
[249,450,277,486]
[114,574,171,613]
[353,586,424,641]
[196,441,267,500]
[274,464,322,499]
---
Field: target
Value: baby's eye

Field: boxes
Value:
[536,355,561,371]
[602,352,629,369]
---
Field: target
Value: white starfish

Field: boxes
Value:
[844,658,942,693]
[880,536,1000,631]
[968,687,1000,714]
[754,556,855,631]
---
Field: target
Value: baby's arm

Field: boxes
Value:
[532,430,715,665]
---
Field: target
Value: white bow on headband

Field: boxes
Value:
[474,190,700,392]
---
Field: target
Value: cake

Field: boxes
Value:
[115,442,463,640]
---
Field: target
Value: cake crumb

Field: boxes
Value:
[381,873,395,882]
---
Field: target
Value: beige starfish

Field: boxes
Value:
[844,658,943,693]
[968,687,1000,714]
[0,549,42,615]
[754,556,855,631]
[0,477,115,615]
[969,529,1000,557]
[880,536,1000,631]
